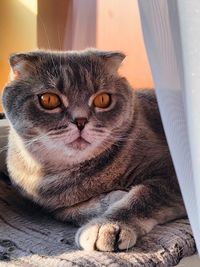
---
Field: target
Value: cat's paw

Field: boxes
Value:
[75,219,137,252]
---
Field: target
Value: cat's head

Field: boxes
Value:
[3,49,135,164]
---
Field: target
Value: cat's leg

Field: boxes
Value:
[53,190,128,226]
[76,178,186,251]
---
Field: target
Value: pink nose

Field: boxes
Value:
[72,117,88,131]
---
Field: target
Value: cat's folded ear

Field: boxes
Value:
[87,49,126,74]
[9,52,38,81]
[99,51,126,73]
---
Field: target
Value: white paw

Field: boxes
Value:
[75,219,137,252]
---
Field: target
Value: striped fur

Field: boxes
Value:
[2,49,186,252]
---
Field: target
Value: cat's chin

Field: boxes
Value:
[68,137,91,151]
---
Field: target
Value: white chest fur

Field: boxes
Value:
[7,127,43,198]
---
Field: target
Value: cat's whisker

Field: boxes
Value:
[0,145,9,154]
[20,132,51,148]
[46,71,57,87]
[105,133,166,145]
[0,134,9,138]
[57,26,62,52]
[126,238,131,252]
[38,16,59,77]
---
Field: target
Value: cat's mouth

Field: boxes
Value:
[68,136,91,150]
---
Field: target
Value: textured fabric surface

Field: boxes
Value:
[0,177,196,267]
[0,121,8,174]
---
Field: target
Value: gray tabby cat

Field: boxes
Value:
[2,49,186,252]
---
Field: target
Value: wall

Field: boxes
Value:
[0,0,37,111]
[0,0,153,111]
[62,0,153,88]
[96,0,153,88]
[37,0,70,50]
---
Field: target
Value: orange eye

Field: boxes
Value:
[39,93,61,110]
[93,93,111,108]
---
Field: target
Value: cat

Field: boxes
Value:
[2,49,186,252]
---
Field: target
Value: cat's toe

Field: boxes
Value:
[76,220,137,252]
[95,223,120,251]
[76,224,100,251]
[96,223,137,251]
[117,226,137,250]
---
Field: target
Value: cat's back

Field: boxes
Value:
[135,89,165,136]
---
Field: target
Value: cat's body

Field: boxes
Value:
[2,49,186,251]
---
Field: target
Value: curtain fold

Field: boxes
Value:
[138,0,200,253]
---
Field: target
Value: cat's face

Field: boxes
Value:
[3,50,134,164]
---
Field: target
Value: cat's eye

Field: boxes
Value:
[93,93,111,109]
[39,93,61,110]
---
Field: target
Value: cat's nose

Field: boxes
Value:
[72,117,88,131]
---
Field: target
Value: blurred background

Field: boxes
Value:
[0,0,153,111]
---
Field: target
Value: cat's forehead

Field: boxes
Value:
[40,52,101,74]
[10,49,124,95]
[38,53,110,94]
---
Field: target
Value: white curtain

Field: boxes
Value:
[138,0,200,253]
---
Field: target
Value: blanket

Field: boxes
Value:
[0,177,196,267]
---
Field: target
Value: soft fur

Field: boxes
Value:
[2,49,186,252]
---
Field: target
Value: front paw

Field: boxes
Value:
[75,219,137,252]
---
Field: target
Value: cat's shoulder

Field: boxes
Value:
[135,89,157,106]
[135,89,159,116]
[135,89,164,135]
